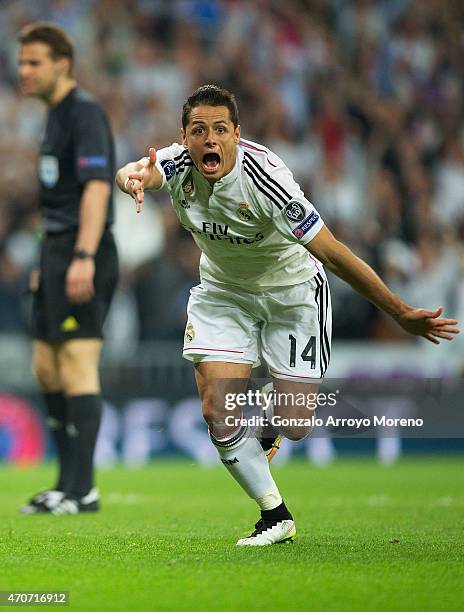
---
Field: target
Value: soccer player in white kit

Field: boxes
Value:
[116,85,459,546]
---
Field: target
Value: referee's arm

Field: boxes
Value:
[74,180,110,255]
[305,225,459,344]
[65,179,110,304]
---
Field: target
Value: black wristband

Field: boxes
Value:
[73,249,95,260]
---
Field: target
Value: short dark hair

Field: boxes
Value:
[182,85,239,129]
[18,22,74,73]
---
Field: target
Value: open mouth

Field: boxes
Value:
[202,152,221,173]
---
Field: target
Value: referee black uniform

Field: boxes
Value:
[24,85,119,513]
[34,86,118,340]
[18,22,119,515]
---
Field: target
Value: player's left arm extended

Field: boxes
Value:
[305,225,459,344]
[66,179,110,304]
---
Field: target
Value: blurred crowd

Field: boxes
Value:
[1,0,464,347]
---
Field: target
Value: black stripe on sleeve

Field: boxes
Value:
[176,161,193,175]
[244,152,292,202]
[243,156,289,208]
[243,161,283,211]
[174,150,191,163]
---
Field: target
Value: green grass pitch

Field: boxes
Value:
[0,458,463,611]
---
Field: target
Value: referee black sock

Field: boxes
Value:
[44,391,72,493]
[66,394,102,499]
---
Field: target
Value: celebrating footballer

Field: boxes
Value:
[116,85,459,546]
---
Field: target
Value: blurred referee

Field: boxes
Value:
[18,23,118,514]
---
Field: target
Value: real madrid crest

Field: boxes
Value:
[236,202,252,221]
[185,323,195,343]
[182,178,193,194]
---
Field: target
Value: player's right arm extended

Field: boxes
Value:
[305,225,459,344]
[115,147,163,212]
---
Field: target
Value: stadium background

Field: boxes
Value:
[1,0,464,465]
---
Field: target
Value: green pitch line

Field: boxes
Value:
[0,458,463,611]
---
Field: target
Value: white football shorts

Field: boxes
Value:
[182,271,332,382]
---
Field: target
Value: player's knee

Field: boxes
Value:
[201,394,217,425]
[200,389,228,426]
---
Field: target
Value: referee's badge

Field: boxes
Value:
[39,155,59,188]
[185,323,195,343]
[237,202,252,221]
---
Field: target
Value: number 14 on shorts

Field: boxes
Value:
[288,334,316,369]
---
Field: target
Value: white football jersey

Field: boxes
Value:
[154,138,324,291]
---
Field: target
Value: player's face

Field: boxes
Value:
[19,43,66,101]
[182,105,240,183]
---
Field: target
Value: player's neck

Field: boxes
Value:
[47,79,77,107]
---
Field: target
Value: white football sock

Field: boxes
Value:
[211,425,282,511]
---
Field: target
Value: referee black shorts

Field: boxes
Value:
[32,229,119,341]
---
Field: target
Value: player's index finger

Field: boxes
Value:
[148,147,157,164]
